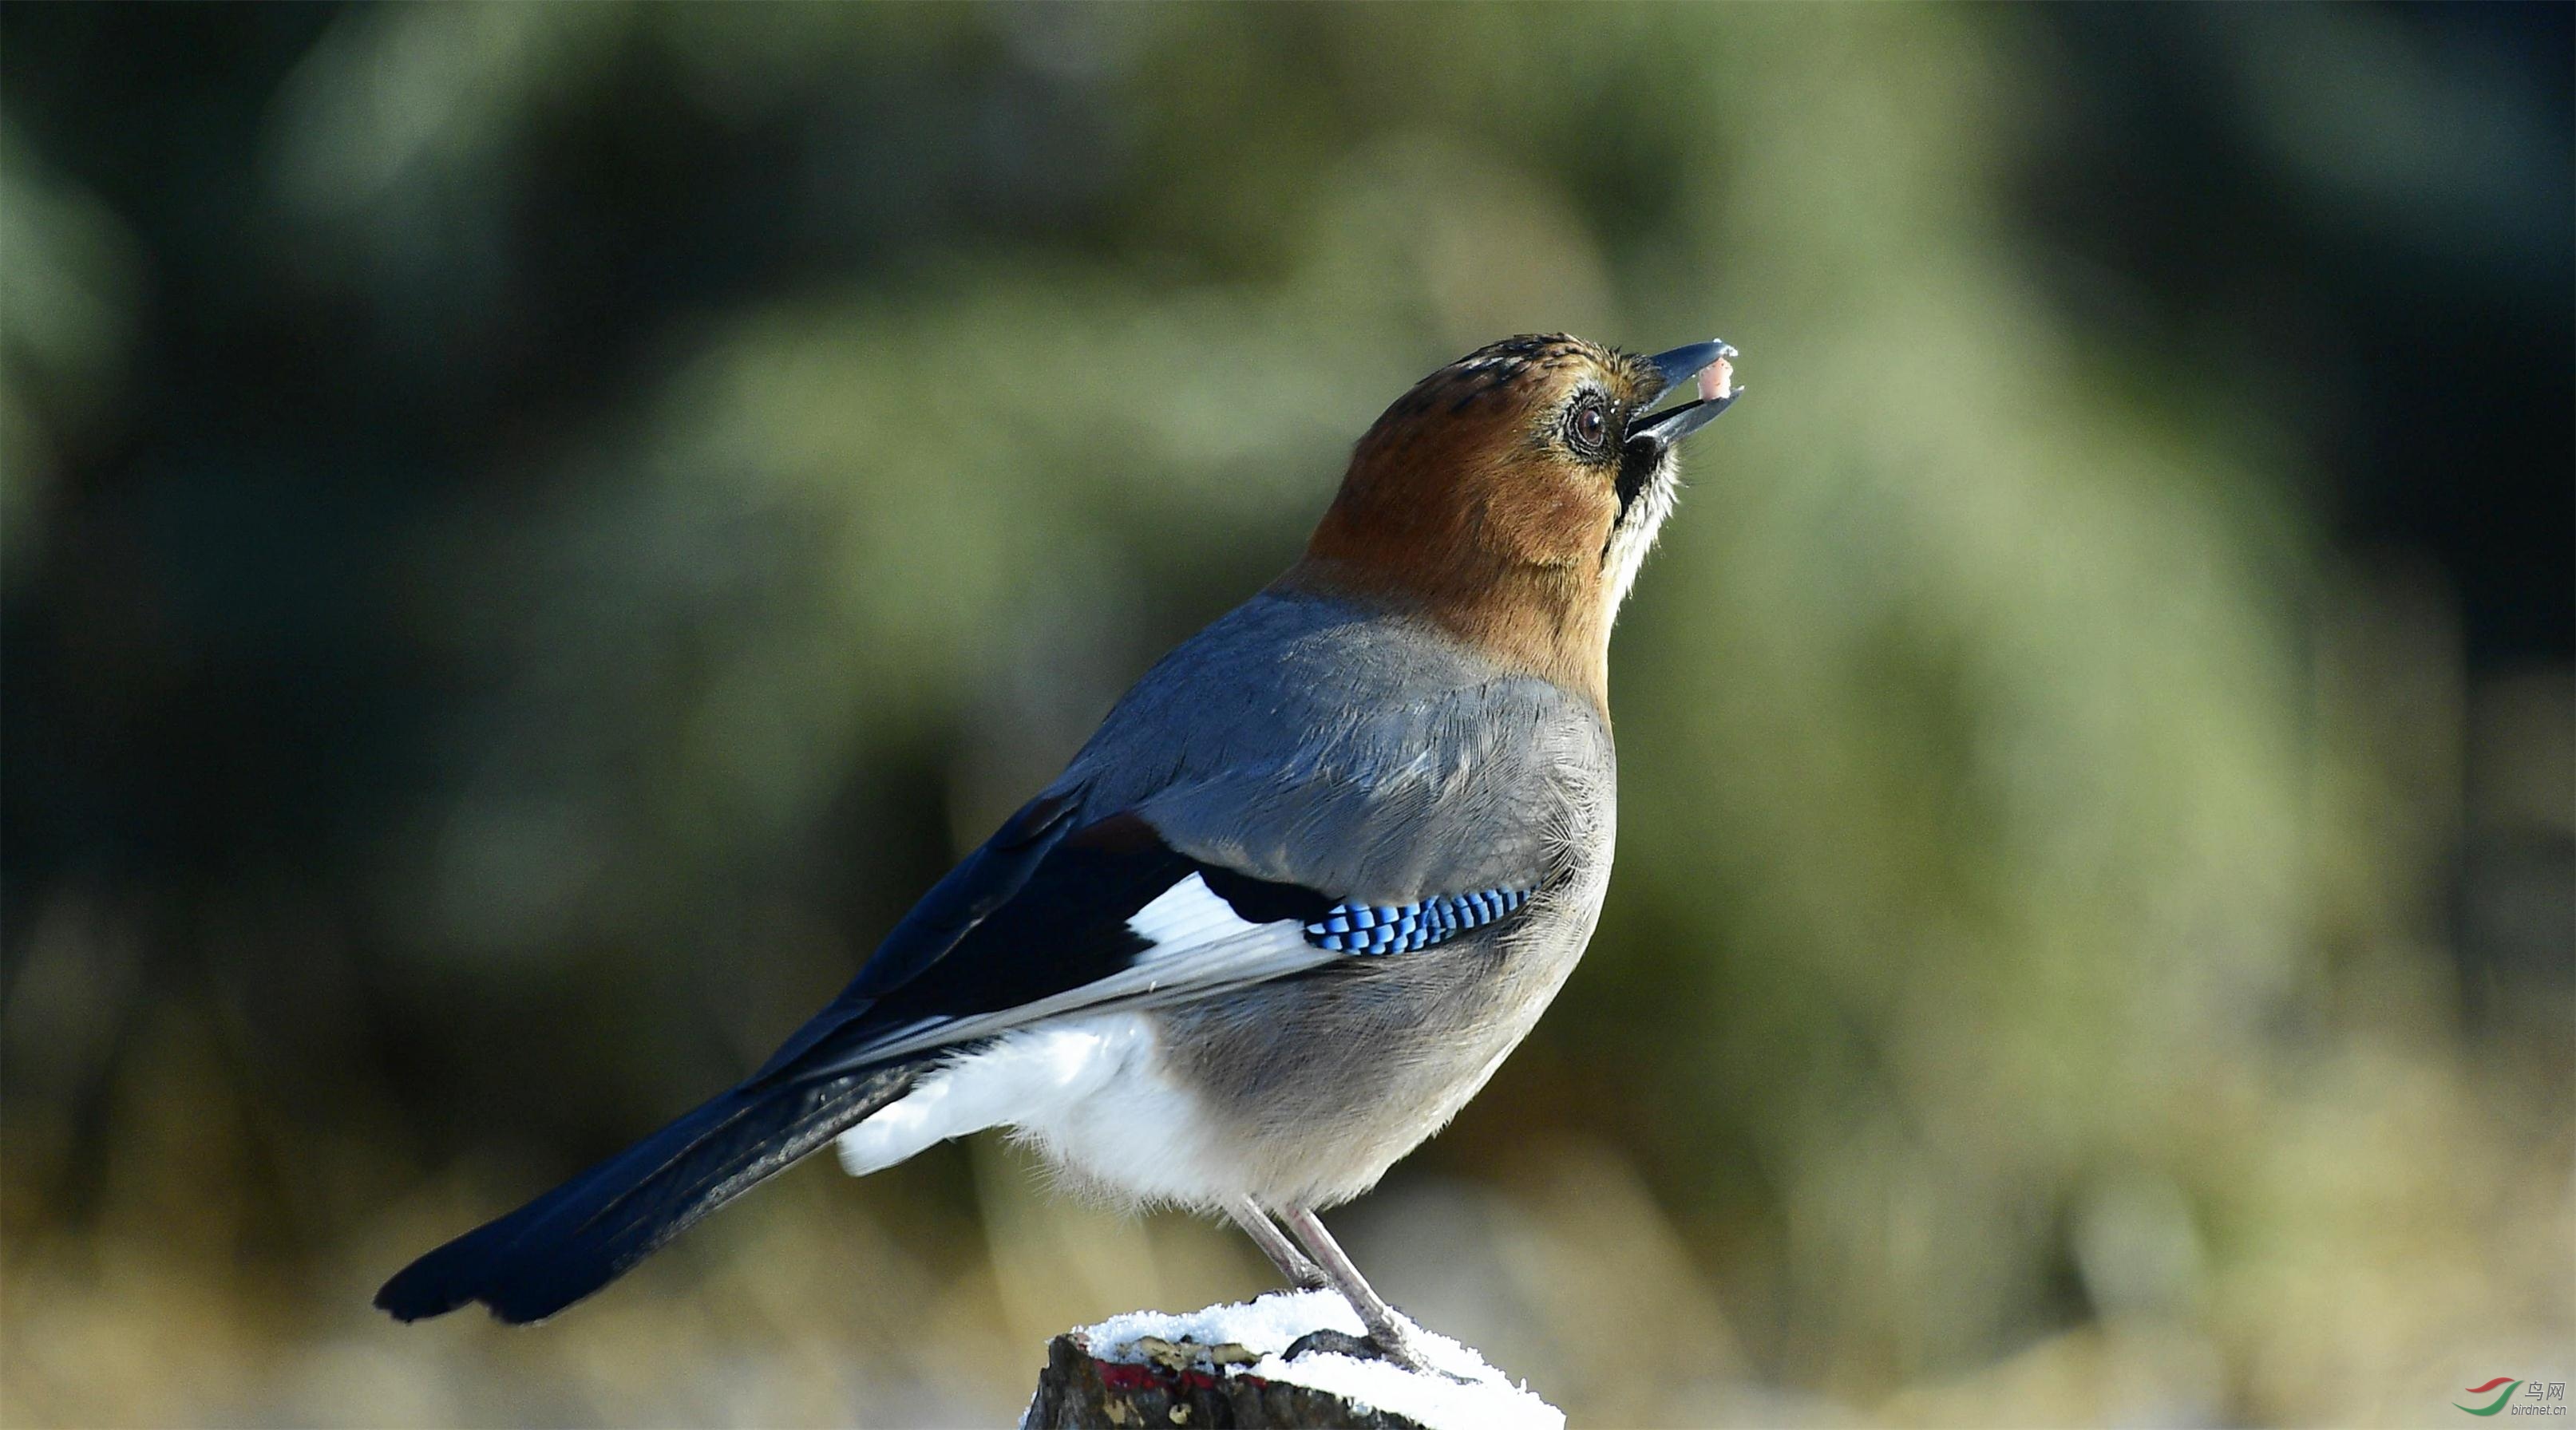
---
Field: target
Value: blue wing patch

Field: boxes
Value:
[1306,887,1531,954]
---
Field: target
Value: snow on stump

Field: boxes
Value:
[1021,1290,1561,1430]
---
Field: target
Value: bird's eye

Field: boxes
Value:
[1570,400,1610,455]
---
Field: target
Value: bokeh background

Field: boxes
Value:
[3,5,2569,1426]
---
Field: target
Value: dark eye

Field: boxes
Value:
[1570,400,1610,455]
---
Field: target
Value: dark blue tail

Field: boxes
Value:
[375,1064,918,1324]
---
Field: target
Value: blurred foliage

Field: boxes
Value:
[2,4,2569,1427]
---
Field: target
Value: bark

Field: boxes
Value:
[1023,1328,1432,1430]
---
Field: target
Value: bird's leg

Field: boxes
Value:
[1227,1198,1329,1290]
[1278,1205,1436,1374]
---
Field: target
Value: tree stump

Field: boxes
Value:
[1019,1290,1561,1430]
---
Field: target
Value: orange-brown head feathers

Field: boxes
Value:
[1289,334,1738,709]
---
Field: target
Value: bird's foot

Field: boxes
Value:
[1284,1318,1452,1379]
[1284,1327,1375,1361]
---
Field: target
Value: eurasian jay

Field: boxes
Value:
[377,334,1743,1370]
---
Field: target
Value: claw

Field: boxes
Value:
[1284,1328,1376,1362]
[1283,1325,1454,1378]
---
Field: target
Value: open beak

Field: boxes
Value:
[1628,340,1743,448]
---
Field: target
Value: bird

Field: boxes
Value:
[375,333,1743,1370]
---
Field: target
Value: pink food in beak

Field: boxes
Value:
[1697,358,1733,403]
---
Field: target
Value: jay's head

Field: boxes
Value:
[1298,334,1740,703]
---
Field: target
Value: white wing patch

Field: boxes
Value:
[1126,872,1276,963]
[808,871,1332,1078]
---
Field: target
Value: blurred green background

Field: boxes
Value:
[3,5,2569,1426]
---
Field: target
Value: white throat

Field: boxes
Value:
[1604,449,1680,620]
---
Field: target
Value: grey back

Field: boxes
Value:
[1057,590,1617,903]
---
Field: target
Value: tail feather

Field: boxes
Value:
[375,1065,918,1324]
